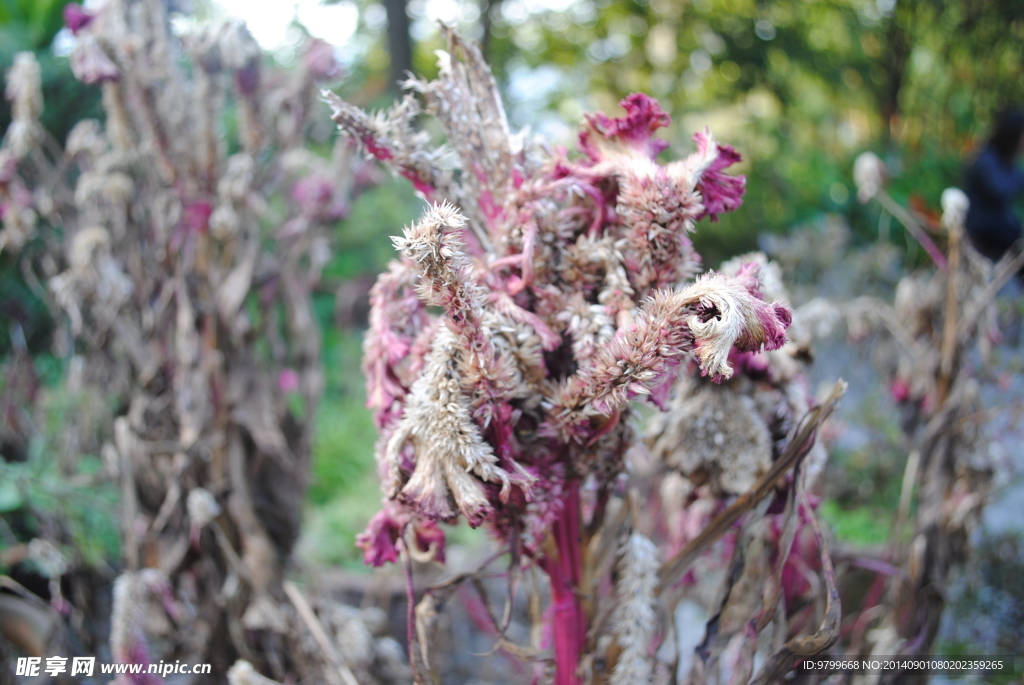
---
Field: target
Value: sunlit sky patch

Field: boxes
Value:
[204,0,581,51]
[209,0,360,49]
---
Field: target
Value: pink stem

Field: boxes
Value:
[540,480,585,685]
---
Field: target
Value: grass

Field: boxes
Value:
[818,388,910,547]
[300,328,381,568]
[0,418,121,572]
[818,499,893,547]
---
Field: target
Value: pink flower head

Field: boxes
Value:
[580,93,671,163]
[328,35,772,587]
[278,368,300,393]
[692,130,745,221]
[234,63,260,97]
[890,378,910,403]
[356,504,405,567]
[412,519,446,563]
[182,201,213,234]
[356,501,446,566]
[64,3,94,34]
[303,38,342,82]
[292,173,348,221]
[0,150,17,185]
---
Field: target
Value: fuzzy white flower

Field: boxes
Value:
[384,326,533,524]
[187,488,221,528]
[227,660,283,685]
[4,52,43,157]
[853,151,886,203]
[941,187,969,231]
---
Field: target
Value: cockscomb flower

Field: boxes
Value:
[548,266,791,440]
[383,324,534,524]
[326,28,796,685]
[568,98,744,292]
[377,203,539,524]
[328,26,783,535]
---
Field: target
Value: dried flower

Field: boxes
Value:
[70,37,121,84]
[110,571,173,685]
[650,379,772,495]
[4,52,43,157]
[66,119,107,159]
[609,534,659,685]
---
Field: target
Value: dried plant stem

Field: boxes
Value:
[937,223,961,402]
[657,379,848,595]
[896,448,920,531]
[876,191,948,271]
[118,439,138,572]
[955,243,1024,342]
[749,491,841,685]
[283,582,360,685]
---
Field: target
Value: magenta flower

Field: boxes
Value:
[278,369,300,393]
[303,38,342,82]
[579,92,671,163]
[356,503,404,566]
[182,201,213,234]
[63,3,94,35]
[355,500,447,567]
[692,130,746,221]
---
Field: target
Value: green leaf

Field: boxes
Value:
[0,478,24,513]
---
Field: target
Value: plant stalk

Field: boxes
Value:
[541,480,586,685]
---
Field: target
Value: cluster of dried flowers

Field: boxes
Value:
[0,1,402,681]
[327,27,845,685]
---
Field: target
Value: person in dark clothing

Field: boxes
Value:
[964,108,1024,262]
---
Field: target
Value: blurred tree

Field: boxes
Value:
[342,0,1023,264]
[0,0,68,50]
[383,0,414,93]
